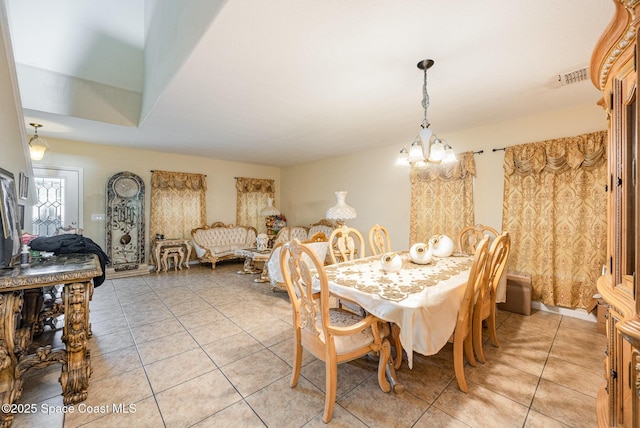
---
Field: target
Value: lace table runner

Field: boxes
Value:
[324,251,473,302]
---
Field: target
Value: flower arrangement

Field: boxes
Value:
[266,214,287,234]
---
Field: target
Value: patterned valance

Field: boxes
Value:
[235,177,275,194]
[151,170,207,190]
[410,151,476,183]
[504,130,607,176]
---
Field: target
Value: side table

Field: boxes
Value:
[152,239,192,272]
[234,248,271,277]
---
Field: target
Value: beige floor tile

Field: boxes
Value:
[145,347,216,393]
[433,382,528,427]
[191,400,266,427]
[13,395,65,428]
[221,348,291,397]
[541,356,602,398]
[302,404,369,427]
[480,334,550,377]
[414,406,471,428]
[202,331,265,367]
[155,370,242,428]
[176,307,226,329]
[136,330,198,365]
[63,367,153,427]
[90,345,142,381]
[464,358,539,406]
[245,318,293,347]
[549,335,605,372]
[269,337,316,368]
[524,409,572,427]
[89,313,129,337]
[398,357,455,404]
[531,379,597,427]
[339,375,429,428]
[19,363,65,405]
[124,306,175,328]
[129,316,185,344]
[88,328,135,357]
[301,358,377,399]
[245,376,325,427]
[76,395,164,428]
[165,297,212,317]
[188,317,243,346]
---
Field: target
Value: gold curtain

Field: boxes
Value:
[502,130,607,309]
[150,170,207,242]
[409,152,476,245]
[236,177,275,234]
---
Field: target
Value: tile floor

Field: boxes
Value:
[12,262,605,427]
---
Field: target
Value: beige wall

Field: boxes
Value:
[33,139,280,257]
[280,102,607,251]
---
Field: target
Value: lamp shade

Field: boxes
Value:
[260,198,280,216]
[29,135,49,160]
[326,191,356,221]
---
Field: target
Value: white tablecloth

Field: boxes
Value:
[322,251,474,368]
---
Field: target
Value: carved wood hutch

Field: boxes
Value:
[591,1,640,426]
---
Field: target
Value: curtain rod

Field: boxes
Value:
[492,147,506,152]
[150,170,207,176]
[473,150,484,155]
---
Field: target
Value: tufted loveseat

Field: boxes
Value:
[191,222,257,269]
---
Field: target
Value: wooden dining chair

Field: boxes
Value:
[451,236,490,393]
[328,225,366,264]
[279,239,392,423]
[368,224,392,256]
[456,224,499,254]
[472,232,511,363]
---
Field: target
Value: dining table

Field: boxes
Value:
[322,250,475,369]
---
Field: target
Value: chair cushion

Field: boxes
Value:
[318,308,374,355]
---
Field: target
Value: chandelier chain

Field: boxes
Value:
[421,66,429,129]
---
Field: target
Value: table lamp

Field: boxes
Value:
[325,191,356,227]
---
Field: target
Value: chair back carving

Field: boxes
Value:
[472,232,511,363]
[457,224,499,254]
[279,238,392,422]
[452,236,490,392]
[328,225,366,264]
[368,224,391,256]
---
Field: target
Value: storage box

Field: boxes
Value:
[497,273,532,316]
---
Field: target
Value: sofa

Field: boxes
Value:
[191,222,257,269]
[273,219,336,246]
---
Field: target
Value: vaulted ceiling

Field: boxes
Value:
[6,0,613,167]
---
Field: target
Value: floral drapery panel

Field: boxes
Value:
[409,152,476,245]
[236,177,275,234]
[502,130,607,309]
[150,170,207,242]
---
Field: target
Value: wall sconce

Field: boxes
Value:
[28,123,49,161]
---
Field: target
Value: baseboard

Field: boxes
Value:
[531,301,597,323]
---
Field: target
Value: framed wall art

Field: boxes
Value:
[18,172,28,200]
[0,168,21,268]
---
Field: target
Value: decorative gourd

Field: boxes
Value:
[409,243,433,264]
[380,252,403,272]
[429,234,454,258]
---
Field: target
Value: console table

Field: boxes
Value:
[151,239,192,272]
[0,253,101,427]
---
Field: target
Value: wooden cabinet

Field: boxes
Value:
[591,1,640,426]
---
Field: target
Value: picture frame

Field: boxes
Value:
[17,203,24,230]
[0,167,21,267]
[18,172,28,200]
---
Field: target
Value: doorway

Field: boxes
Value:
[32,166,83,236]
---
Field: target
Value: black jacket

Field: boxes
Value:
[29,234,110,286]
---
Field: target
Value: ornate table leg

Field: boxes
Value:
[183,242,192,269]
[60,281,92,405]
[0,292,24,428]
[237,256,257,274]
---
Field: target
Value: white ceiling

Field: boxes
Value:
[5,0,614,167]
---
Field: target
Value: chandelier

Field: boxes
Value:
[28,123,49,161]
[397,59,455,166]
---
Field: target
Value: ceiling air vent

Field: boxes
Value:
[554,67,589,87]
